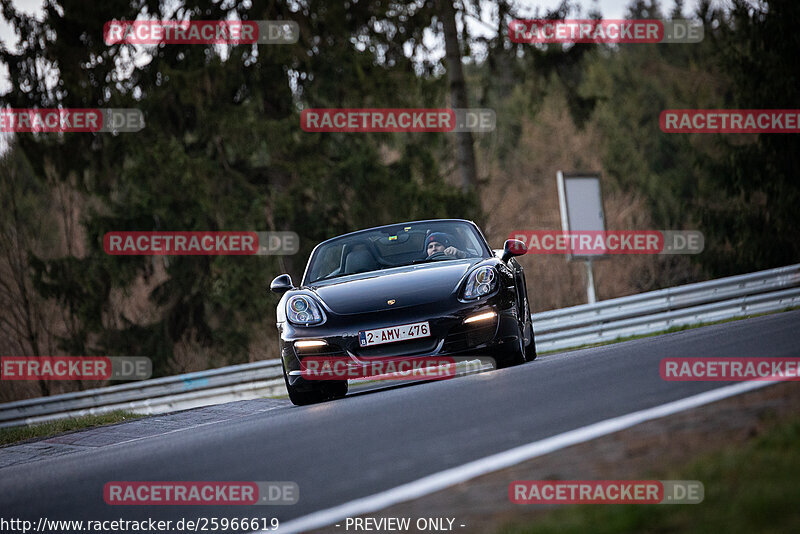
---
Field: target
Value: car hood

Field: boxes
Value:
[307,259,483,314]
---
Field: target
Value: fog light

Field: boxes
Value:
[464,310,497,324]
[295,340,328,349]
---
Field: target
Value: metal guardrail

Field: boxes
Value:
[1,264,798,428]
[534,263,800,351]
[0,360,285,429]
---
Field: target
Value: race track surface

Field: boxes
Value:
[2,311,798,531]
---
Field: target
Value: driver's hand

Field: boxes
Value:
[444,246,461,257]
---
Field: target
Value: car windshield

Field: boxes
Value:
[304,221,489,284]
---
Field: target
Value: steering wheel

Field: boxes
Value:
[426,251,449,260]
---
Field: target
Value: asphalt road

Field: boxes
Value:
[1,311,798,532]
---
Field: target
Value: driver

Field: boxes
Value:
[426,232,467,259]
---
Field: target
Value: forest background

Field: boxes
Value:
[1,0,797,400]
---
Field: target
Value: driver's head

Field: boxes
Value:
[426,232,452,257]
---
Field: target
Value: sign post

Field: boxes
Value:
[556,171,607,304]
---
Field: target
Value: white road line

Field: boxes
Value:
[268,380,778,534]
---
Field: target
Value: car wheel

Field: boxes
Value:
[495,326,526,369]
[525,321,537,362]
[283,366,348,406]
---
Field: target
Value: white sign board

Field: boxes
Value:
[557,171,607,261]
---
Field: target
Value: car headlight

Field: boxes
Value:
[462,266,497,300]
[286,295,325,326]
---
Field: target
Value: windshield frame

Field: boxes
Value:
[301,219,492,286]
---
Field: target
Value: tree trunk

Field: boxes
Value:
[440,0,477,193]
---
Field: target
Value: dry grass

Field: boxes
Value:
[476,88,701,311]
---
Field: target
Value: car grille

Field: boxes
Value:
[354,337,440,358]
[442,321,497,353]
[293,344,348,360]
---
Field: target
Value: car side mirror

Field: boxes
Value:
[270,274,294,294]
[501,239,527,262]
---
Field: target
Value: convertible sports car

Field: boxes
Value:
[270,219,536,405]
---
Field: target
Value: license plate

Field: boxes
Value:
[359,321,430,347]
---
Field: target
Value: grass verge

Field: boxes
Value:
[498,412,800,534]
[0,410,143,447]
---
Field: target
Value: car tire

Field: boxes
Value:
[283,366,348,406]
[525,322,537,362]
[494,327,526,369]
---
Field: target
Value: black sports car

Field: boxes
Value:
[270,219,536,405]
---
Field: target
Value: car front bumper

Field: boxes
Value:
[278,293,523,387]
